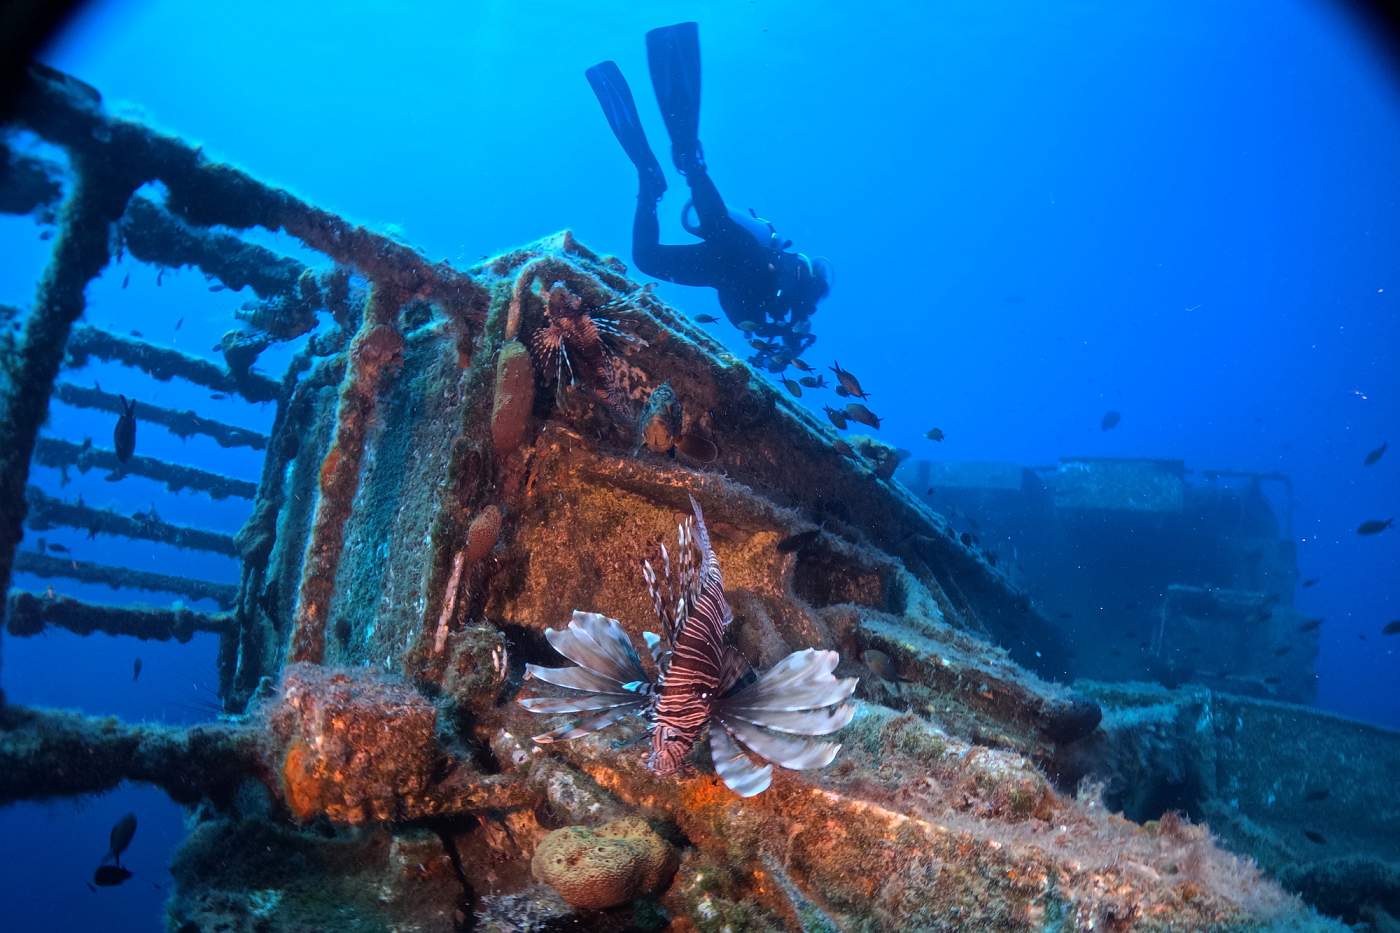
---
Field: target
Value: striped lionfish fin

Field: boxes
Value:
[710,647,857,777]
[520,611,653,744]
[709,718,773,797]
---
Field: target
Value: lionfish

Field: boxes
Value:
[528,281,648,421]
[518,495,857,797]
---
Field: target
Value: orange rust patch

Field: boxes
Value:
[281,738,319,822]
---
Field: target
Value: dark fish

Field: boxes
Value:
[1364,441,1387,465]
[174,317,184,331]
[210,392,228,400]
[798,375,827,389]
[791,359,814,373]
[209,283,226,292]
[1300,578,1319,588]
[925,428,945,442]
[1303,788,1329,802]
[129,329,143,338]
[93,865,132,887]
[39,228,53,240]
[132,658,142,682]
[1272,645,1292,657]
[113,395,137,463]
[121,272,130,289]
[829,361,869,400]
[694,314,719,324]
[777,529,821,553]
[1382,620,1400,636]
[156,268,164,286]
[1297,618,1323,633]
[1101,410,1121,431]
[107,812,137,864]
[844,403,882,429]
[861,649,905,683]
[1357,518,1393,536]
[834,386,850,398]
[781,377,802,398]
[46,542,70,555]
[736,320,760,333]
[832,439,855,458]
[823,405,848,430]
[674,433,719,464]
[1303,830,1327,845]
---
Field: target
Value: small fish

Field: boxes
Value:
[823,405,848,430]
[132,658,142,682]
[798,375,827,389]
[829,361,869,399]
[736,320,760,333]
[46,542,70,555]
[121,272,130,289]
[1272,645,1292,657]
[749,338,779,353]
[209,392,228,400]
[87,522,100,540]
[1381,620,1400,636]
[156,268,164,286]
[209,283,226,292]
[174,317,184,331]
[844,403,882,429]
[861,649,905,683]
[93,866,132,887]
[129,329,143,338]
[694,314,719,324]
[834,386,850,398]
[1364,441,1387,466]
[1303,830,1327,845]
[39,228,53,240]
[925,428,945,442]
[1300,578,1319,588]
[832,439,855,457]
[113,395,137,463]
[1101,410,1122,431]
[1357,518,1393,536]
[1297,618,1323,633]
[107,812,137,864]
[776,529,822,553]
[791,359,813,373]
[674,433,719,464]
[781,377,802,398]
[1303,788,1329,802]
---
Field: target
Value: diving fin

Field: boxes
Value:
[586,60,667,199]
[645,21,704,174]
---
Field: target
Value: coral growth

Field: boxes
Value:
[531,816,678,910]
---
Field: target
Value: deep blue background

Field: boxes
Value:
[1,2,1397,929]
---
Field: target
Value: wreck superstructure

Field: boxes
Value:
[0,66,1394,930]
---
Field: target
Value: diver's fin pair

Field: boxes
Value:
[586,22,703,194]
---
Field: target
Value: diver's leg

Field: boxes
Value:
[586,60,667,198]
[632,195,715,287]
[684,166,729,232]
[646,22,705,175]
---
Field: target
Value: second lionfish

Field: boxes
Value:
[518,495,857,796]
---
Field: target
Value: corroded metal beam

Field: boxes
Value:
[13,551,238,608]
[0,154,138,634]
[25,486,238,555]
[6,590,234,641]
[52,382,268,450]
[289,283,406,662]
[0,703,262,806]
[33,437,257,499]
[65,326,280,402]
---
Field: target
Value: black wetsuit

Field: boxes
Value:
[588,23,823,368]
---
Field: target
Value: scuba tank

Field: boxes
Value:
[681,202,793,254]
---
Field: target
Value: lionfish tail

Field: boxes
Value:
[710,648,857,795]
[519,611,653,744]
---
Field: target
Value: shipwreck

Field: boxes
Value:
[1,65,1396,931]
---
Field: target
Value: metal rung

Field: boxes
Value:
[65,325,280,402]
[5,590,234,641]
[24,486,239,556]
[53,382,269,450]
[33,437,257,499]
[13,551,238,609]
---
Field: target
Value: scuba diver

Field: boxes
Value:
[586,22,831,371]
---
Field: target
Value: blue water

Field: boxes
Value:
[2,1,1398,929]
